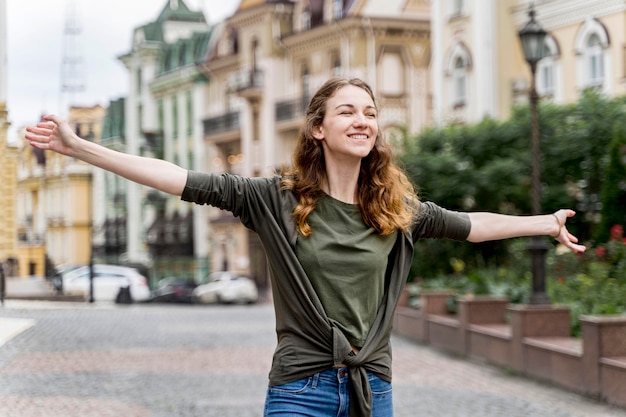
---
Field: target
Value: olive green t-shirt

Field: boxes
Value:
[296,194,397,347]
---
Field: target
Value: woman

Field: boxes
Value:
[25,77,585,417]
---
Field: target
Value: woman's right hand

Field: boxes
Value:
[25,115,81,157]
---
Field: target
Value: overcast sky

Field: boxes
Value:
[6,0,239,141]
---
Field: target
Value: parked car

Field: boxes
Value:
[49,263,84,294]
[149,277,197,303]
[192,271,258,304]
[62,264,151,303]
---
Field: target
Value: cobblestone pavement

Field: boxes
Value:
[1,300,626,417]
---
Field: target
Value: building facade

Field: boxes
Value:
[15,106,105,277]
[198,0,432,289]
[431,0,626,125]
[0,0,18,276]
[114,0,213,282]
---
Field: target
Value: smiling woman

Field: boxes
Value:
[24,76,584,417]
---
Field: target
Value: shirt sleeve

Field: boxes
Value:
[180,170,282,232]
[412,201,471,242]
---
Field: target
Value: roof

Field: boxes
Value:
[156,0,206,23]
[137,0,206,43]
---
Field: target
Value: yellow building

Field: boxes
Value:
[0,103,18,275]
[0,0,18,276]
[15,105,105,277]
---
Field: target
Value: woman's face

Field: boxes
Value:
[312,84,379,163]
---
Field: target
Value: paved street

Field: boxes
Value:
[1,300,626,417]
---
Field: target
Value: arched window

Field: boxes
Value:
[446,42,472,108]
[574,18,610,90]
[587,33,604,86]
[536,35,560,98]
[453,57,467,106]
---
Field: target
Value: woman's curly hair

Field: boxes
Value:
[281,77,419,237]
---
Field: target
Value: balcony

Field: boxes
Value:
[227,69,263,100]
[275,96,309,123]
[203,112,240,137]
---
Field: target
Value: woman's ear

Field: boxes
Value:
[311,125,324,140]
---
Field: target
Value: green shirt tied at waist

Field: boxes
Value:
[181,171,471,417]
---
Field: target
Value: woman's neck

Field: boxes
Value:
[323,161,360,204]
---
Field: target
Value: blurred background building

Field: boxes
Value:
[6,0,626,293]
[15,106,105,277]
[0,0,19,277]
[431,0,625,124]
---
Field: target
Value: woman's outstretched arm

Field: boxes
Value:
[25,115,188,196]
[466,209,586,253]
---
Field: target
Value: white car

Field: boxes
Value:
[62,264,151,302]
[192,271,258,304]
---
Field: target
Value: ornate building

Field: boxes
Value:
[199,0,432,289]
[15,106,105,277]
[114,0,213,282]
[431,0,626,125]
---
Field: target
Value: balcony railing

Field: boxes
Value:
[203,111,240,136]
[275,96,309,122]
[227,69,263,95]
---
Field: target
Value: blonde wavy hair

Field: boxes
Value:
[281,77,419,236]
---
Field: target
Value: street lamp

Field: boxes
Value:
[518,5,550,305]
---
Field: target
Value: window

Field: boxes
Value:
[379,52,404,96]
[536,36,559,97]
[251,38,260,70]
[172,98,178,140]
[451,0,464,17]
[333,0,343,20]
[302,7,311,30]
[179,44,187,67]
[574,19,609,90]
[331,51,341,77]
[587,34,604,86]
[157,99,164,133]
[136,69,142,95]
[186,91,193,136]
[453,57,468,106]
[302,65,310,103]
[446,42,471,108]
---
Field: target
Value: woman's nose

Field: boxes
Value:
[353,113,366,125]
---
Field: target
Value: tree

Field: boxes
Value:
[596,122,626,243]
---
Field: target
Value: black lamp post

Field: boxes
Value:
[518,6,550,305]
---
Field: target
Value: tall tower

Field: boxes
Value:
[60,0,85,113]
[0,0,6,106]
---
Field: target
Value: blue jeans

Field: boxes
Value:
[264,368,393,417]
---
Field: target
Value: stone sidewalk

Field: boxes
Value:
[1,300,626,417]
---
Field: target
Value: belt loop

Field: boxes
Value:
[311,372,320,389]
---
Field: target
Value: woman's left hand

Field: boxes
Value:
[552,209,586,253]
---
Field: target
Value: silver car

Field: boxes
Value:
[62,264,151,302]
[192,271,258,304]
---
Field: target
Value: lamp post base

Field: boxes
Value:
[527,236,551,305]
